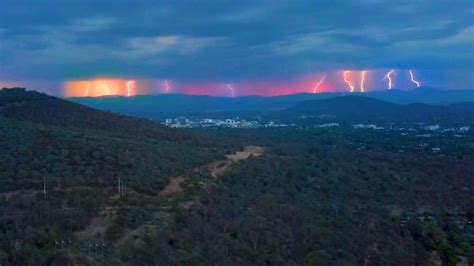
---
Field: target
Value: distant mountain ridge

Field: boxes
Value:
[69,88,474,119]
[283,95,474,123]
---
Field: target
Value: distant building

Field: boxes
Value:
[424,125,440,131]
[315,123,339,128]
[353,124,383,130]
[416,134,433,138]
[442,128,455,132]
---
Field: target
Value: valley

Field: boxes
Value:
[0,88,473,265]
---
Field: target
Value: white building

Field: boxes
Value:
[353,124,383,130]
[315,123,339,128]
[424,125,440,131]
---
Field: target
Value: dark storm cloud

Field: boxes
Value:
[1,0,473,88]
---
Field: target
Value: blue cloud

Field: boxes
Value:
[0,0,472,91]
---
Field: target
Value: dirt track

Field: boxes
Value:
[159,146,264,196]
[76,146,264,245]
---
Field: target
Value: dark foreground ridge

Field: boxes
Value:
[0,87,191,142]
[0,88,473,265]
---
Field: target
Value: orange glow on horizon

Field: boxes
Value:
[64,79,140,97]
[61,69,420,97]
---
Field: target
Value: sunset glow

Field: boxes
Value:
[63,79,156,97]
[61,69,425,97]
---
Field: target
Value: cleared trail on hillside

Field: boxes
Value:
[160,145,264,195]
[75,146,264,248]
[114,146,265,246]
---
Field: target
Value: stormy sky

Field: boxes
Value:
[1,0,473,94]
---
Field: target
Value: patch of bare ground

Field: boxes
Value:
[159,146,264,196]
[159,176,185,196]
[226,145,264,162]
[113,146,264,246]
[74,207,115,241]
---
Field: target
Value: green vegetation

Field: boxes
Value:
[0,88,230,265]
[120,128,473,265]
[0,88,472,265]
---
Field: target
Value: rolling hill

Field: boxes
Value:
[69,88,474,120]
[0,88,192,142]
[1,88,473,265]
[0,88,236,264]
[282,95,474,124]
[0,87,231,193]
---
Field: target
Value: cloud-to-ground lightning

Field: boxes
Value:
[360,70,367,92]
[343,71,355,92]
[409,70,421,87]
[384,69,395,89]
[65,68,426,97]
[164,80,171,93]
[84,81,91,96]
[226,84,235,97]
[126,80,135,97]
[312,74,326,93]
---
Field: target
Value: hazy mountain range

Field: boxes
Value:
[69,87,474,119]
[281,96,474,124]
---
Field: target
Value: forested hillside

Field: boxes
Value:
[0,88,234,264]
[0,117,220,193]
[0,88,218,145]
[1,88,472,265]
[119,128,474,265]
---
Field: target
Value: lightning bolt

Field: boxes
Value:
[409,70,421,87]
[126,80,135,97]
[384,69,395,89]
[164,80,170,93]
[360,70,367,93]
[343,71,355,92]
[84,81,91,97]
[226,84,235,97]
[312,74,326,93]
